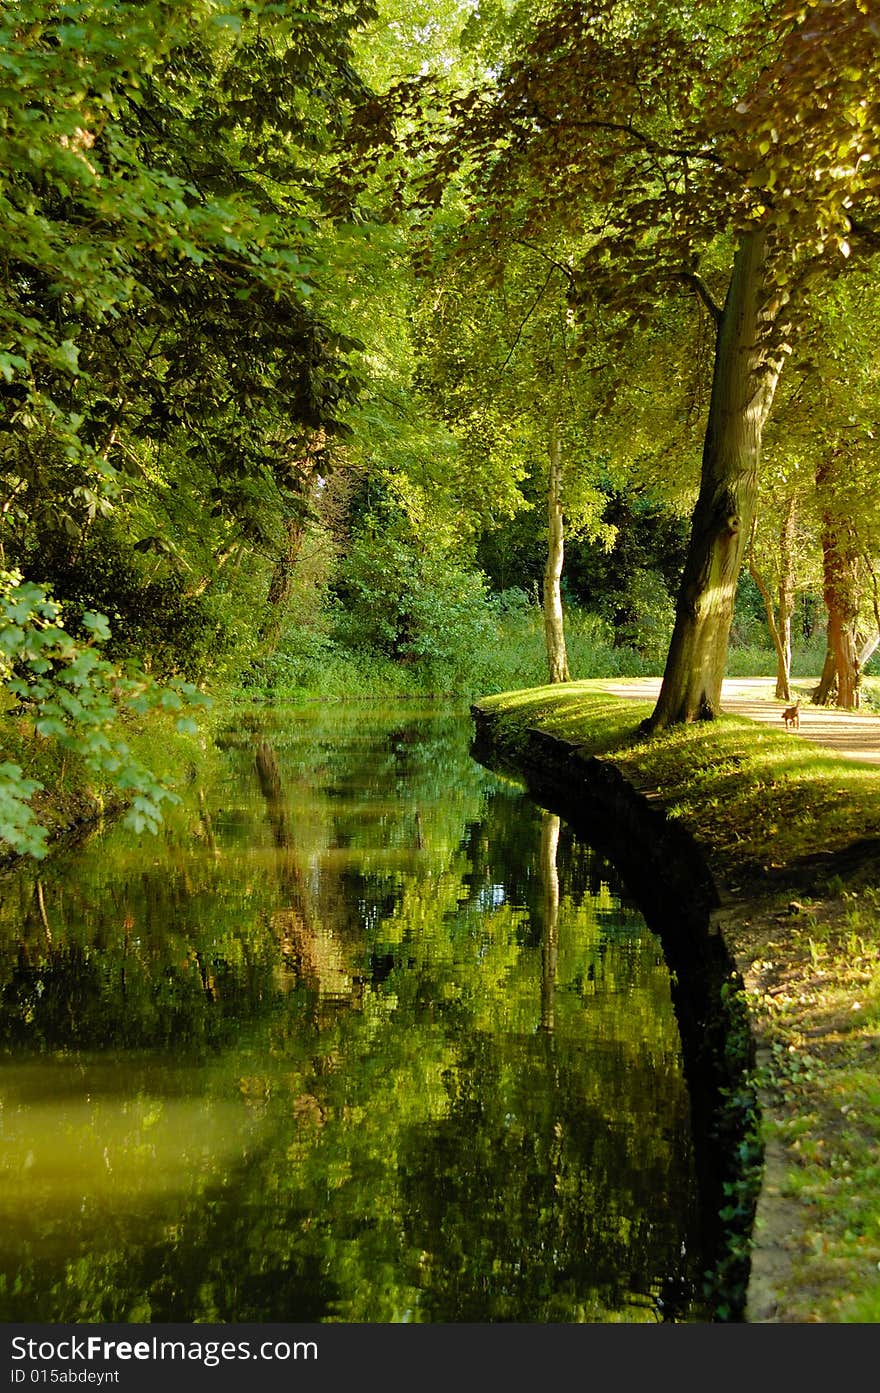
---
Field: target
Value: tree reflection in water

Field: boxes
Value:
[0,704,709,1322]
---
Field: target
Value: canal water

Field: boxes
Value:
[0,702,711,1322]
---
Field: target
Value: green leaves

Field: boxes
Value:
[0,761,48,858]
[334,524,499,681]
[0,571,210,857]
[0,0,371,569]
[82,612,111,641]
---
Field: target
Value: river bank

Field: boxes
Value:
[471,681,880,1323]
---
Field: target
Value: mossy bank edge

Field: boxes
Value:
[471,682,880,1324]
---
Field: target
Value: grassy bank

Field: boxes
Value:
[473,681,880,1323]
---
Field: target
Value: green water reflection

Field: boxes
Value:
[0,703,708,1322]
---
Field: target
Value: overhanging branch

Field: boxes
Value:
[512,239,575,284]
[529,105,725,167]
[679,271,722,325]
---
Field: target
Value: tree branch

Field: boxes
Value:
[511,239,575,284]
[678,270,722,325]
[529,105,725,167]
[498,266,559,372]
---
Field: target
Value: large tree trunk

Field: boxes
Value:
[645,230,783,731]
[543,422,571,683]
[812,645,838,706]
[827,605,859,708]
[818,509,860,709]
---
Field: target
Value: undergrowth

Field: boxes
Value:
[238,607,830,702]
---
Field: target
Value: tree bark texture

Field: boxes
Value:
[543,422,571,683]
[646,230,782,730]
[818,505,860,709]
[812,644,838,706]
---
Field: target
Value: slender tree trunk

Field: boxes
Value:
[539,811,560,1035]
[749,556,790,703]
[776,582,794,700]
[749,495,796,701]
[543,422,570,683]
[645,230,783,731]
[260,464,319,650]
[776,495,796,699]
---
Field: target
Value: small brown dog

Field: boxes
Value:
[782,698,801,729]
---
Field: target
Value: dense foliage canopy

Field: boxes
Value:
[2,0,880,850]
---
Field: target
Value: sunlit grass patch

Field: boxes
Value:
[476,681,650,753]
[477,688,880,875]
[736,890,880,1322]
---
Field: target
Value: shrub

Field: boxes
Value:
[24,525,236,680]
[600,566,676,664]
[242,625,425,698]
[0,572,209,856]
[332,532,499,688]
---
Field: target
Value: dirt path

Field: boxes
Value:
[601,676,880,766]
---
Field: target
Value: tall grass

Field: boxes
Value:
[725,639,828,678]
[237,606,659,700]
[482,608,660,692]
[242,603,828,700]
